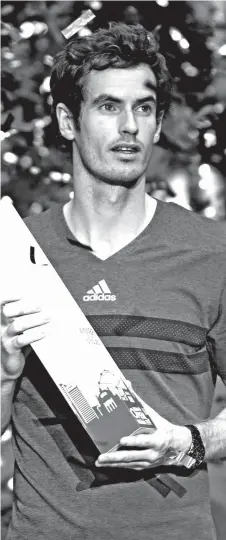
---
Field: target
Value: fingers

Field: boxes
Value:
[96,462,151,470]
[11,326,48,350]
[7,313,49,337]
[120,434,155,448]
[95,445,166,471]
[1,296,21,306]
[97,449,157,464]
[2,300,42,319]
[1,298,49,357]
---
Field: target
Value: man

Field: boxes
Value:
[1,23,226,540]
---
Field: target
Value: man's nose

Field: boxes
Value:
[119,110,138,136]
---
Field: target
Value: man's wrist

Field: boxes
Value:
[170,425,193,454]
[167,424,207,469]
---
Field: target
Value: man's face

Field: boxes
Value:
[73,64,161,185]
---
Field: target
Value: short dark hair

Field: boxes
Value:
[50,22,172,148]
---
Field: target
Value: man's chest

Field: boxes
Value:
[55,251,212,332]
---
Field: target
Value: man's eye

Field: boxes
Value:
[137,104,152,114]
[101,103,116,112]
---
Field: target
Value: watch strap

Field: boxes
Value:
[185,424,205,468]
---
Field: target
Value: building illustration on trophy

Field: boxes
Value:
[59,370,155,453]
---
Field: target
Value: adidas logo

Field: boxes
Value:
[83,279,116,302]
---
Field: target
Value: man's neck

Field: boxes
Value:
[63,176,157,260]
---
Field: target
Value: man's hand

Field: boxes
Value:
[95,399,192,471]
[1,296,49,381]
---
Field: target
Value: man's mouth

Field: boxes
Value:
[111,144,140,154]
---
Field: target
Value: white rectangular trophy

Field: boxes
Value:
[0,198,155,453]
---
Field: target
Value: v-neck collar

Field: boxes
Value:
[51,198,166,263]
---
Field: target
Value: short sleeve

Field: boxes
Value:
[207,282,226,384]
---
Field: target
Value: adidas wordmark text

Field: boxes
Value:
[83,279,116,302]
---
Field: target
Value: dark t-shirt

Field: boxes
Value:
[7,200,226,540]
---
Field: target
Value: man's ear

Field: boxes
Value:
[153,112,164,144]
[56,103,75,141]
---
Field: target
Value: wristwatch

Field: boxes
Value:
[185,424,205,468]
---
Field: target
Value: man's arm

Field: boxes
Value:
[195,407,226,462]
[95,398,226,470]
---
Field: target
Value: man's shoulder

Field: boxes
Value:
[24,204,64,256]
[164,201,226,252]
[24,203,64,242]
[24,205,54,233]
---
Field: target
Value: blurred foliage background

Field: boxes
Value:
[1,2,226,539]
